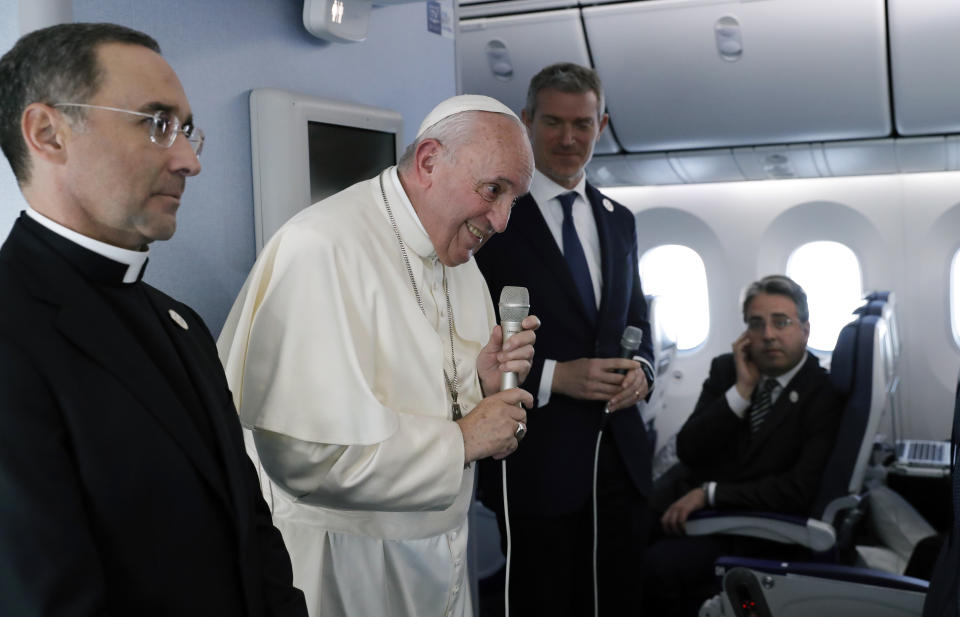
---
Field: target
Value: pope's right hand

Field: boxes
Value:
[457,388,531,463]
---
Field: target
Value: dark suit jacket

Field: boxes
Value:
[672,352,843,515]
[920,383,960,617]
[0,216,306,617]
[475,183,654,517]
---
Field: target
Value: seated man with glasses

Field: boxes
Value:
[642,275,844,617]
[0,22,305,616]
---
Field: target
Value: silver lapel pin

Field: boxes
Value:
[602,198,614,212]
[168,308,189,331]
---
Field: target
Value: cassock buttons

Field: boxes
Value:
[602,198,614,212]
[789,390,799,403]
[168,308,189,330]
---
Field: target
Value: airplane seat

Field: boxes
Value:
[855,291,904,458]
[700,556,928,617]
[858,290,900,370]
[643,294,678,456]
[687,314,890,559]
[693,315,929,616]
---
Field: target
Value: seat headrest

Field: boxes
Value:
[830,320,858,395]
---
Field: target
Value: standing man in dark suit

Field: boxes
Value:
[0,23,306,616]
[475,62,655,616]
[920,381,960,617]
[643,275,843,616]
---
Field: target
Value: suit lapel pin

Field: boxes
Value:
[789,390,798,403]
[168,308,189,330]
[602,198,614,212]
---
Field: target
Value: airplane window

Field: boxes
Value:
[950,250,960,349]
[639,244,709,351]
[786,241,863,352]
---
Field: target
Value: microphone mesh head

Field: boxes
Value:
[499,286,530,322]
[620,325,643,352]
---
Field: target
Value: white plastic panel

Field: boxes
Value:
[822,140,898,177]
[458,10,619,154]
[894,137,947,173]
[669,149,745,183]
[586,155,637,186]
[582,0,891,152]
[733,144,824,180]
[889,0,960,135]
[587,152,684,186]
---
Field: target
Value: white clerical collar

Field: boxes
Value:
[388,166,436,259]
[25,207,149,283]
[529,169,588,209]
[765,352,806,389]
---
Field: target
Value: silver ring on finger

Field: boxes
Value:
[515,422,527,442]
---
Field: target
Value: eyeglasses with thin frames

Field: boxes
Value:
[746,315,795,332]
[54,103,205,157]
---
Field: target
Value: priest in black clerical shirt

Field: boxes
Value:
[0,23,306,616]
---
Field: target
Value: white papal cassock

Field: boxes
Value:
[218,167,495,617]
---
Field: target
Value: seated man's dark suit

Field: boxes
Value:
[475,184,654,616]
[644,351,843,616]
[0,214,306,617]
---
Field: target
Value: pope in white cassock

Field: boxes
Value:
[217,95,538,617]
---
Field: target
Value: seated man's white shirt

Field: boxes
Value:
[218,168,494,617]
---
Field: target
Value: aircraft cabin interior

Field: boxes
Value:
[2,0,960,616]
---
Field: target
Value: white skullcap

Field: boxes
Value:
[416,94,519,138]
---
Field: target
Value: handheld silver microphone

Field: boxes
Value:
[603,326,644,414]
[499,286,530,391]
[616,326,644,373]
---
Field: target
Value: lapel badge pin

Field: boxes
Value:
[168,308,189,331]
[789,390,799,403]
[602,198,614,212]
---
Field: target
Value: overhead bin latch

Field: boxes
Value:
[715,15,743,62]
[485,39,514,81]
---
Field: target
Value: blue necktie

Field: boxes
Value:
[557,192,597,323]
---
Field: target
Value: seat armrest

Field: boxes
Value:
[715,556,930,594]
[686,510,837,552]
[822,493,863,526]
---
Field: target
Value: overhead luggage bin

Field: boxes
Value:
[458,9,619,154]
[888,0,960,135]
[581,0,891,152]
[459,0,578,19]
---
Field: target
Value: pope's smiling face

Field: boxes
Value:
[419,113,533,266]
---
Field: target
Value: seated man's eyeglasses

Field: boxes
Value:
[746,315,794,332]
[54,103,205,157]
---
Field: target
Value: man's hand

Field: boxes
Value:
[732,331,760,401]
[605,366,649,412]
[457,388,533,463]
[552,357,641,402]
[660,487,707,535]
[477,315,540,396]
